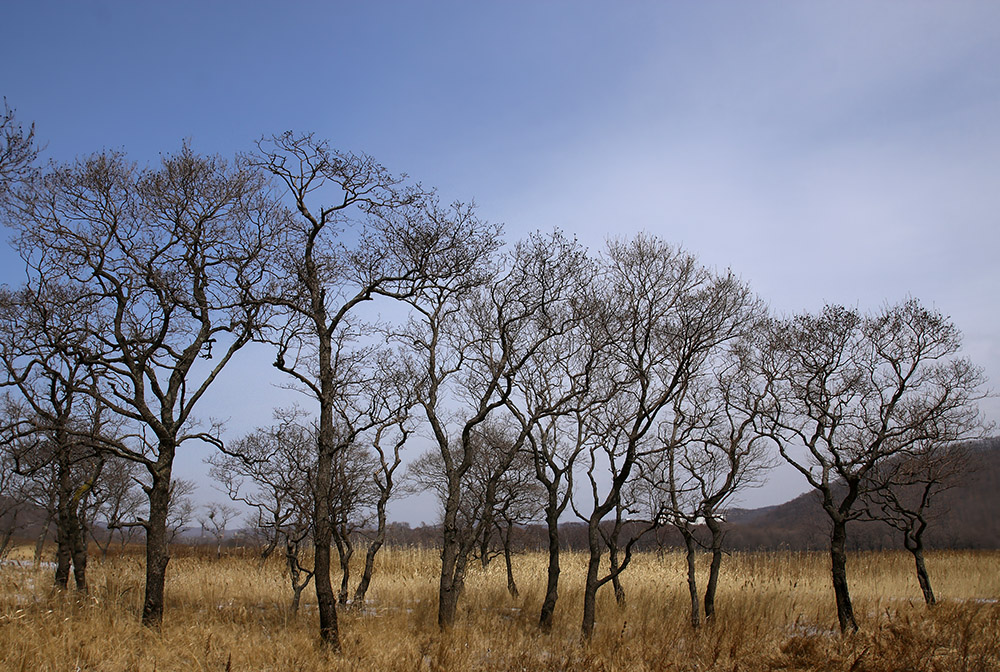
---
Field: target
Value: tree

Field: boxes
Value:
[198,502,241,560]
[401,230,586,628]
[633,337,773,628]
[249,131,488,648]
[0,99,38,204]
[573,235,756,639]
[6,144,283,625]
[207,409,316,611]
[760,300,987,633]
[863,438,977,605]
[82,455,145,559]
[0,284,114,592]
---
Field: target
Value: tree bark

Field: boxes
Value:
[704,517,724,622]
[538,504,561,632]
[503,524,518,598]
[830,519,858,634]
[581,519,602,639]
[682,529,700,629]
[141,460,172,628]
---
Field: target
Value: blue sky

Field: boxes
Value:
[3,1,999,522]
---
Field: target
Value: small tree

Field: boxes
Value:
[199,502,241,560]
[864,439,977,605]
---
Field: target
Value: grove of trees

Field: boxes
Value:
[0,103,990,649]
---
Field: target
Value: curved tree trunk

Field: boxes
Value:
[539,501,561,631]
[830,519,858,634]
[502,524,518,598]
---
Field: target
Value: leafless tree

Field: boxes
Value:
[198,502,241,560]
[250,131,500,649]
[633,334,773,628]
[0,284,116,592]
[0,99,38,205]
[572,235,756,639]
[5,144,283,625]
[863,438,979,605]
[400,230,587,628]
[760,300,987,633]
[82,455,145,559]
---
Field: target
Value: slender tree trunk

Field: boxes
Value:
[829,519,858,634]
[335,531,353,606]
[54,456,73,590]
[286,540,313,615]
[704,518,724,622]
[33,511,52,566]
[538,503,561,632]
[69,501,88,592]
[142,459,173,628]
[353,505,387,604]
[682,529,700,629]
[905,535,935,606]
[502,524,518,598]
[609,542,626,607]
[581,520,602,639]
[438,529,469,628]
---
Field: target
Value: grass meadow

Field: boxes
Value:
[1,544,998,671]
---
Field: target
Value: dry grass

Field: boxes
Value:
[1,544,998,671]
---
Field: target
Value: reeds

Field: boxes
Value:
[1,545,997,670]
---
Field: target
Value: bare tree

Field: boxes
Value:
[401,230,587,628]
[573,236,756,639]
[760,300,987,633]
[207,409,316,610]
[0,284,115,592]
[6,144,282,625]
[864,438,979,605]
[250,132,500,649]
[0,99,38,204]
[198,502,241,560]
[632,327,773,627]
[83,455,145,559]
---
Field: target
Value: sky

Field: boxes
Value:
[2,1,999,525]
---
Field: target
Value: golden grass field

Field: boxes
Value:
[1,544,998,671]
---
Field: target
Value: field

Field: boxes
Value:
[1,545,998,671]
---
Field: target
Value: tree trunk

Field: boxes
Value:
[609,542,626,607]
[142,463,172,627]
[335,531,353,606]
[438,530,469,628]
[33,511,52,566]
[704,518,724,622]
[69,501,88,592]
[353,526,384,604]
[830,519,858,634]
[581,520,602,639]
[538,504,561,632]
[906,535,935,606]
[683,529,700,629]
[503,524,518,598]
